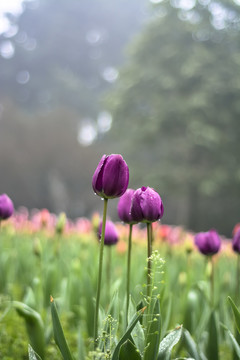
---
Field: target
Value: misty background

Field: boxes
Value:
[0,0,240,236]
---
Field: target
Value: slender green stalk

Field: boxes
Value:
[126,223,133,327]
[147,222,153,299]
[209,256,214,308]
[236,255,240,304]
[94,198,108,349]
[106,245,112,302]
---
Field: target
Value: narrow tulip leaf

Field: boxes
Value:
[111,306,146,360]
[183,290,199,334]
[28,344,42,360]
[119,339,142,360]
[221,323,240,358]
[161,294,172,339]
[173,358,195,359]
[182,329,201,360]
[157,325,182,360]
[50,296,74,360]
[228,296,240,334]
[129,297,145,355]
[143,297,161,360]
[13,301,45,360]
[206,311,219,360]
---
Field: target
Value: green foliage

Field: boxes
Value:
[50,297,74,360]
[107,0,240,235]
[228,296,240,334]
[157,325,183,360]
[13,301,45,359]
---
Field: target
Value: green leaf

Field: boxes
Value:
[161,294,172,339]
[111,306,146,360]
[183,290,199,333]
[127,297,145,355]
[158,325,183,360]
[144,297,161,360]
[182,329,201,360]
[28,344,42,360]
[50,296,74,360]
[228,296,240,334]
[98,291,119,352]
[221,323,240,359]
[206,311,219,360]
[13,301,45,360]
[119,339,142,360]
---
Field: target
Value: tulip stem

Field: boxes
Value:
[106,245,112,302]
[147,222,152,299]
[94,198,108,349]
[126,223,133,327]
[236,255,240,304]
[209,256,214,308]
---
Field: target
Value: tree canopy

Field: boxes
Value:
[107,0,240,235]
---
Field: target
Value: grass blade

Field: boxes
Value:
[50,296,74,360]
[228,296,240,334]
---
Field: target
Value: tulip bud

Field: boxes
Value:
[232,228,240,254]
[33,237,42,258]
[194,229,221,256]
[0,193,14,220]
[92,154,129,199]
[55,212,66,235]
[98,220,119,246]
[117,188,138,224]
[130,186,164,223]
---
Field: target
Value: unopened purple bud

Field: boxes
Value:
[130,186,164,223]
[92,154,129,199]
[117,188,138,224]
[98,220,119,246]
[232,229,240,254]
[195,229,221,256]
[0,194,14,220]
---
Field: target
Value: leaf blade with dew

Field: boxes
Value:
[50,296,74,360]
[143,297,161,360]
[157,325,183,360]
[111,306,146,360]
[13,301,45,360]
[228,296,240,334]
[28,344,43,360]
[119,339,142,360]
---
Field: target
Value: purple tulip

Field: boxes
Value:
[232,229,240,254]
[98,220,119,246]
[195,229,221,256]
[130,186,164,223]
[0,194,14,220]
[117,188,138,224]
[92,154,129,199]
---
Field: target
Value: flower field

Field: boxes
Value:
[0,154,240,360]
[0,208,239,359]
